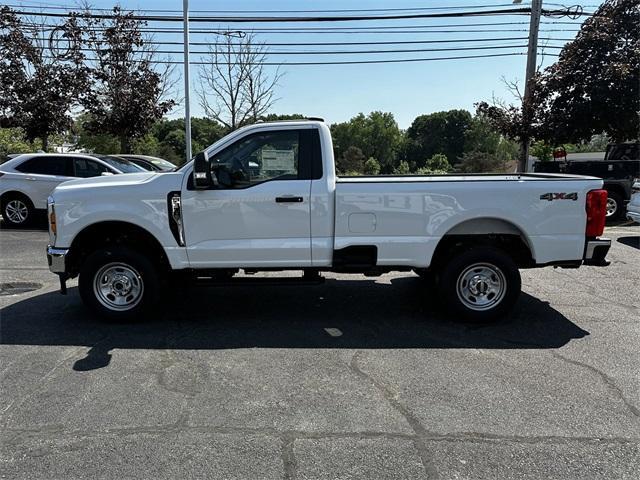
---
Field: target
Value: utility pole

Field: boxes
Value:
[183,0,192,163]
[518,0,542,172]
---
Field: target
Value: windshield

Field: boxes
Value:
[96,155,147,173]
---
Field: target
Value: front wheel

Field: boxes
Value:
[79,246,161,322]
[437,247,521,322]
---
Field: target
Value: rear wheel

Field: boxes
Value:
[79,246,160,322]
[437,247,521,322]
[1,194,33,227]
[605,191,624,221]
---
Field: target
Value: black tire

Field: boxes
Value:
[79,246,161,322]
[605,191,624,222]
[1,193,34,228]
[437,247,521,322]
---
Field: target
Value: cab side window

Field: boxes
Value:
[211,130,299,189]
[74,158,110,178]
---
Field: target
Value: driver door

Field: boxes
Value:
[181,128,316,268]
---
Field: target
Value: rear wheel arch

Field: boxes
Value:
[67,221,170,277]
[430,218,535,270]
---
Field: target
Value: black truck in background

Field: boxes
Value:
[534,143,639,221]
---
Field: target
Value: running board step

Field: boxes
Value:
[192,275,325,286]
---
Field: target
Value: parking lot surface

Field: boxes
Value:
[1,223,639,479]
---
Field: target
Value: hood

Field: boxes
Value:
[54,172,158,191]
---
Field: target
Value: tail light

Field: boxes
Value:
[585,189,607,237]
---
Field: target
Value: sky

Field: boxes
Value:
[10,0,599,128]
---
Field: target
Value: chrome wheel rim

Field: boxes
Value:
[5,200,28,223]
[93,262,144,311]
[606,198,617,217]
[456,263,506,311]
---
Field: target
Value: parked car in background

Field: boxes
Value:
[626,180,640,224]
[0,153,145,227]
[534,145,639,221]
[111,154,176,172]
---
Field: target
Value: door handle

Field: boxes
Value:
[275,196,303,203]
[26,177,37,181]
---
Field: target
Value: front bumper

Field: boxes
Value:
[583,238,611,266]
[47,246,69,274]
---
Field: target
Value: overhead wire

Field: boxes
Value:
[42,51,543,66]
[43,43,553,56]
[4,3,530,14]
[10,7,540,23]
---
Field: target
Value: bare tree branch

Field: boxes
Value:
[197,32,283,131]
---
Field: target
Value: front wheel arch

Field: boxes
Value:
[67,220,170,277]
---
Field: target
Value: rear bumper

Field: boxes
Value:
[47,246,69,274]
[583,238,611,266]
[627,210,640,223]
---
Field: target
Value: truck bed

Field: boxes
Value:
[333,173,603,267]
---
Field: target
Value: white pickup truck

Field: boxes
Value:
[46,119,611,322]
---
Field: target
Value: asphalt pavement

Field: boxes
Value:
[1,222,639,479]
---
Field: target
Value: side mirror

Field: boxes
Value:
[193,150,212,189]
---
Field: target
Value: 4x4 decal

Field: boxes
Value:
[540,192,578,201]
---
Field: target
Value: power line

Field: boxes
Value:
[12,7,537,23]
[35,35,577,47]
[45,43,551,56]
[5,3,527,14]
[23,24,581,35]
[42,51,537,65]
[17,20,531,32]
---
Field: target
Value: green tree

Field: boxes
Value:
[363,157,381,175]
[533,0,639,143]
[393,160,411,175]
[405,110,472,167]
[478,0,638,149]
[73,114,120,153]
[81,7,175,152]
[458,151,505,173]
[337,146,365,174]
[0,7,87,150]
[330,112,402,172]
[132,134,160,156]
[425,153,451,172]
[530,141,553,162]
[260,113,306,122]
[0,128,40,162]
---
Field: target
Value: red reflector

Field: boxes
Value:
[586,189,607,237]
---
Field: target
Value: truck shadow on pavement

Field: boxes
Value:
[617,236,640,250]
[0,276,589,371]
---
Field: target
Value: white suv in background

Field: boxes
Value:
[0,153,145,227]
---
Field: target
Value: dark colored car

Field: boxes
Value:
[534,144,639,221]
[111,155,176,172]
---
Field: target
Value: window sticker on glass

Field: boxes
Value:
[261,149,296,173]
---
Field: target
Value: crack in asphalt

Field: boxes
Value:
[551,351,640,419]
[3,424,638,448]
[349,350,441,480]
[281,433,297,480]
